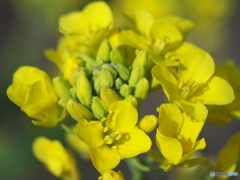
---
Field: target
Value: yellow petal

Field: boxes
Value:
[90,145,120,174]
[6,83,28,107]
[158,103,182,137]
[156,130,182,165]
[59,11,82,34]
[191,76,235,105]
[75,119,104,148]
[117,129,152,158]
[106,101,138,132]
[179,100,208,122]
[179,138,206,164]
[120,30,150,50]
[178,48,214,85]
[152,64,179,101]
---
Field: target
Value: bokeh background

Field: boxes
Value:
[1,0,240,179]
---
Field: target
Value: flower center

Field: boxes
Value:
[102,127,124,150]
[178,79,200,100]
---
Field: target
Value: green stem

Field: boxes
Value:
[60,123,75,135]
[125,158,146,180]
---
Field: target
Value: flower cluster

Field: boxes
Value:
[6,1,239,180]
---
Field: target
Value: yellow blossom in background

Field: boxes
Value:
[152,48,235,122]
[155,104,206,171]
[98,170,125,180]
[32,136,80,180]
[215,132,240,180]
[6,66,66,127]
[207,60,240,125]
[75,101,152,173]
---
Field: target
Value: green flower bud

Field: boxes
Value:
[91,96,107,119]
[119,84,132,98]
[93,75,101,94]
[76,72,92,106]
[92,67,101,76]
[58,98,70,108]
[115,78,124,90]
[67,99,93,121]
[110,46,126,65]
[70,87,77,98]
[99,68,114,88]
[128,65,145,87]
[137,115,158,133]
[100,88,120,111]
[111,63,130,81]
[132,50,148,67]
[102,64,118,79]
[124,95,138,108]
[134,78,149,102]
[96,39,112,62]
[74,53,95,71]
[53,76,71,99]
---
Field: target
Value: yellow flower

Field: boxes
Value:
[152,48,235,122]
[120,10,195,66]
[215,132,240,180]
[75,101,152,173]
[156,104,206,171]
[98,170,125,180]
[32,136,80,180]
[207,61,240,125]
[6,66,66,127]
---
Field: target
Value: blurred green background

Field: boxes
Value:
[1,0,240,179]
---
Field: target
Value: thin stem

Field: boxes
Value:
[60,123,75,135]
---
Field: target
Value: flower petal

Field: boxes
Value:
[156,130,182,165]
[178,48,214,85]
[117,128,152,158]
[152,64,180,101]
[106,101,138,132]
[75,119,105,148]
[90,145,120,174]
[191,76,235,105]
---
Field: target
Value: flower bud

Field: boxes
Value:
[96,39,112,62]
[92,67,101,76]
[119,84,132,98]
[70,87,77,98]
[102,64,118,79]
[134,78,149,102]
[99,68,114,88]
[93,75,101,94]
[100,88,120,111]
[115,78,124,90]
[111,63,130,81]
[74,53,95,71]
[67,99,93,121]
[58,98,70,108]
[132,50,148,67]
[138,115,158,133]
[91,96,107,119]
[128,65,145,87]
[110,46,126,65]
[52,76,71,99]
[124,95,138,108]
[76,72,92,106]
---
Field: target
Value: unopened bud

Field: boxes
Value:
[53,76,71,99]
[111,63,130,81]
[99,69,114,88]
[100,88,120,111]
[124,95,138,108]
[66,99,93,121]
[115,78,124,90]
[96,39,112,62]
[128,65,145,87]
[119,84,132,98]
[110,46,126,65]
[102,64,118,78]
[58,98,70,108]
[91,96,107,119]
[70,87,77,98]
[93,75,101,94]
[76,72,92,106]
[92,67,101,76]
[132,50,148,67]
[138,115,158,133]
[134,78,149,102]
